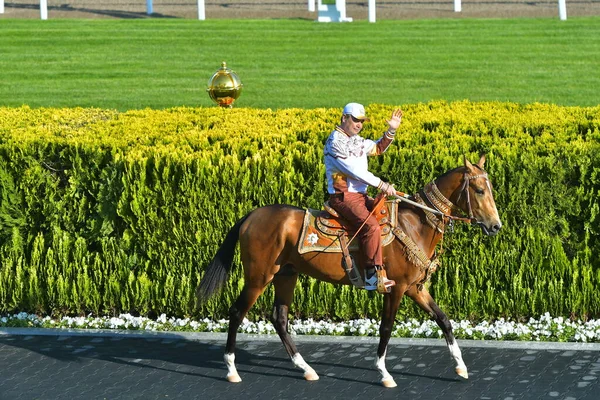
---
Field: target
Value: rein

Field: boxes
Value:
[394,188,473,225]
[395,192,472,223]
[343,170,487,249]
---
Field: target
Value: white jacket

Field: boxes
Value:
[324,127,394,194]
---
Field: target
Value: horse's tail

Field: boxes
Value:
[196,214,250,304]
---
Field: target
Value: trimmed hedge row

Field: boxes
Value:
[0,101,599,321]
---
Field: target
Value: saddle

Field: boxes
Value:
[298,196,397,289]
[319,197,391,236]
[298,197,396,255]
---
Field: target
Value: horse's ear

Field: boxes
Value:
[463,155,473,169]
[477,154,486,168]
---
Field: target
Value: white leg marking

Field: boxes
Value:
[292,353,319,381]
[448,341,469,379]
[224,353,242,383]
[376,349,397,388]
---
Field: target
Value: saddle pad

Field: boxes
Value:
[298,205,396,255]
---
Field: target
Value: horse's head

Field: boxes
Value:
[437,155,502,236]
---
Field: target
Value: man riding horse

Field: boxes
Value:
[324,103,403,292]
[196,103,502,385]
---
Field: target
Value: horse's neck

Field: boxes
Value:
[433,169,465,213]
[395,203,443,259]
[392,169,465,258]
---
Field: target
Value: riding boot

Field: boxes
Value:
[364,265,396,294]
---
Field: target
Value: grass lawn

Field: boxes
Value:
[0,17,598,110]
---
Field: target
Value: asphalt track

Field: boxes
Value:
[0,328,599,400]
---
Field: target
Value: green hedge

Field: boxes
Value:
[0,101,599,321]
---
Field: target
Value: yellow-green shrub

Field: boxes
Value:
[0,101,599,321]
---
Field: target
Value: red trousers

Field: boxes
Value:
[328,192,382,267]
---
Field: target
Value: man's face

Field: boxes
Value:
[340,114,365,136]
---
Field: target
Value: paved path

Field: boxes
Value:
[0,329,599,400]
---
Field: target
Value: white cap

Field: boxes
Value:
[343,102,370,122]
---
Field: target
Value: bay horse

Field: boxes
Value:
[196,155,502,387]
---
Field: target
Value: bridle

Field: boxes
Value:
[454,171,490,224]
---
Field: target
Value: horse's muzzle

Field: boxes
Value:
[478,220,502,236]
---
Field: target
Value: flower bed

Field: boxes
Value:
[1,312,599,343]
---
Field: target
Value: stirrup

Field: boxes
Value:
[364,266,395,294]
[375,267,395,294]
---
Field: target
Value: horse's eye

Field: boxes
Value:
[475,187,484,195]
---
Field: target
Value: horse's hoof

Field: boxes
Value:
[382,378,397,388]
[227,374,242,383]
[456,367,469,379]
[304,371,320,381]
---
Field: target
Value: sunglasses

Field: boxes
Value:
[350,116,366,123]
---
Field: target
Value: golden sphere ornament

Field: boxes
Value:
[206,61,243,108]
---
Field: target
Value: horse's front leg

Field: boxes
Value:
[406,286,469,379]
[376,286,405,388]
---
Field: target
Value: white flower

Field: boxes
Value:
[0,312,598,343]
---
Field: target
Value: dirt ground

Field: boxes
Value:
[1,0,599,20]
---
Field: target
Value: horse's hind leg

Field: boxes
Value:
[224,284,266,383]
[271,266,319,381]
[406,286,468,379]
